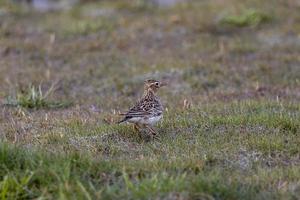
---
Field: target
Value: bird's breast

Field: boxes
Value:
[147,115,163,125]
[127,115,162,125]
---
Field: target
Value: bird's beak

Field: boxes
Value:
[160,81,168,87]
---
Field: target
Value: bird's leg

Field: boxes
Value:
[133,124,141,132]
[145,125,157,136]
[145,125,161,141]
[133,124,143,139]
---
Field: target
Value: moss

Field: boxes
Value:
[220,9,271,27]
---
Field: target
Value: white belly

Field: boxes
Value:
[127,115,162,125]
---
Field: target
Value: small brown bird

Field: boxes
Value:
[118,79,167,136]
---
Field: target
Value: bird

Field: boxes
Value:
[118,79,167,136]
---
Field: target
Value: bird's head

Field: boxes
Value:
[144,79,167,94]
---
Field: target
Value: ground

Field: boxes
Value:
[0,0,300,199]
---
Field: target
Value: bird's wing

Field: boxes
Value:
[119,95,163,124]
[124,102,152,118]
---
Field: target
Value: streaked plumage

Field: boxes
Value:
[118,79,166,136]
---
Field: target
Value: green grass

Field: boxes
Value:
[4,84,72,109]
[1,129,300,199]
[220,9,271,27]
[0,0,300,199]
[1,101,299,199]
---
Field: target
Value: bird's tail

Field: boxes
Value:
[116,112,127,124]
[117,118,126,124]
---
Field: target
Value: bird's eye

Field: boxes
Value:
[155,82,159,86]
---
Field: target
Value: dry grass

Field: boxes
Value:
[0,0,300,199]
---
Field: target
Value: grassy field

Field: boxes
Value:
[0,0,300,199]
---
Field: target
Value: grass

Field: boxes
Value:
[4,84,72,109]
[1,140,299,199]
[1,101,299,199]
[220,9,271,27]
[0,0,300,199]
